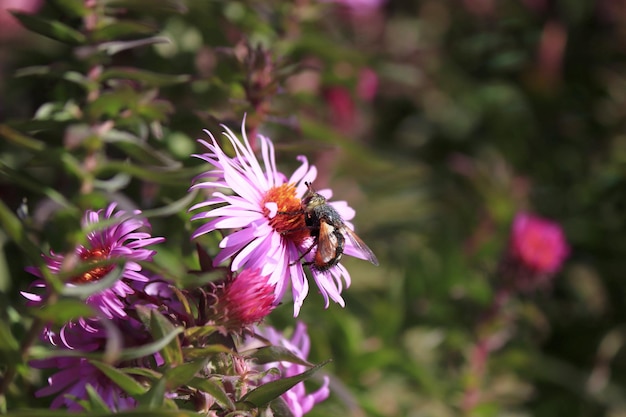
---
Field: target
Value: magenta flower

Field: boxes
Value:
[22,203,165,319]
[254,322,330,417]
[509,212,569,274]
[502,212,569,292]
[190,119,367,315]
[210,269,277,331]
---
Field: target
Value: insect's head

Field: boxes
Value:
[301,182,327,209]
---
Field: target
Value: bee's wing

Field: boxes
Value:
[315,220,341,264]
[341,226,379,266]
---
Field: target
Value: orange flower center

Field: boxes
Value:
[261,183,309,244]
[71,248,114,284]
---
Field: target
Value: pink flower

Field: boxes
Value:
[502,212,569,292]
[22,203,165,320]
[190,118,367,315]
[509,212,569,275]
[211,269,277,331]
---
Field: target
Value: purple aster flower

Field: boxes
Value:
[32,356,137,411]
[22,203,165,319]
[189,118,370,315]
[252,322,330,417]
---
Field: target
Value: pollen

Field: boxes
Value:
[261,183,309,243]
[71,248,114,284]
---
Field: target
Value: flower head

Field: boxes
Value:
[253,322,330,417]
[190,119,367,315]
[22,203,165,319]
[210,269,277,331]
[502,212,569,291]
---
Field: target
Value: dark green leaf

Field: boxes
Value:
[0,124,45,151]
[187,377,235,410]
[136,376,166,408]
[239,360,331,408]
[247,346,313,367]
[184,326,219,341]
[102,0,188,14]
[181,345,232,360]
[164,358,208,390]
[118,327,184,362]
[99,67,191,87]
[139,305,183,366]
[269,397,296,417]
[90,360,148,397]
[9,11,86,45]
[3,410,202,417]
[52,0,87,17]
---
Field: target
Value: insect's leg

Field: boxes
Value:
[289,241,316,266]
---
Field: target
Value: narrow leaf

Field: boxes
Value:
[90,360,148,397]
[239,360,331,407]
[99,67,190,87]
[34,299,96,324]
[187,377,235,410]
[139,306,183,366]
[10,11,86,45]
[164,358,208,390]
[247,346,313,367]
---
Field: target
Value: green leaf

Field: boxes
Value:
[0,124,45,151]
[92,21,158,42]
[164,358,208,390]
[239,360,331,408]
[9,12,86,45]
[118,327,184,362]
[52,0,87,17]
[181,345,233,360]
[269,397,296,417]
[187,377,235,410]
[247,346,313,367]
[136,376,167,408]
[99,67,191,87]
[184,326,219,341]
[33,299,96,324]
[137,306,183,366]
[83,385,112,412]
[90,360,148,397]
[97,36,171,55]
[3,410,203,417]
[102,0,188,14]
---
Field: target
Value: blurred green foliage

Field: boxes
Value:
[1,0,625,416]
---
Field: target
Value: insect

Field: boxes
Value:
[293,182,379,271]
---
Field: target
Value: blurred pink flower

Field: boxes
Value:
[501,212,569,292]
[357,68,379,102]
[509,212,569,275]
[324,86,355,134]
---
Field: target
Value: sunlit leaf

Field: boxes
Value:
[181,345,232,360]
[239,360,331,407]
[97,37,171,55]
[10,12,86,45]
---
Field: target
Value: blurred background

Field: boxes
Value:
[1,0,625,416]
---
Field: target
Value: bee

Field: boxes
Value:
[295,182,379,271]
